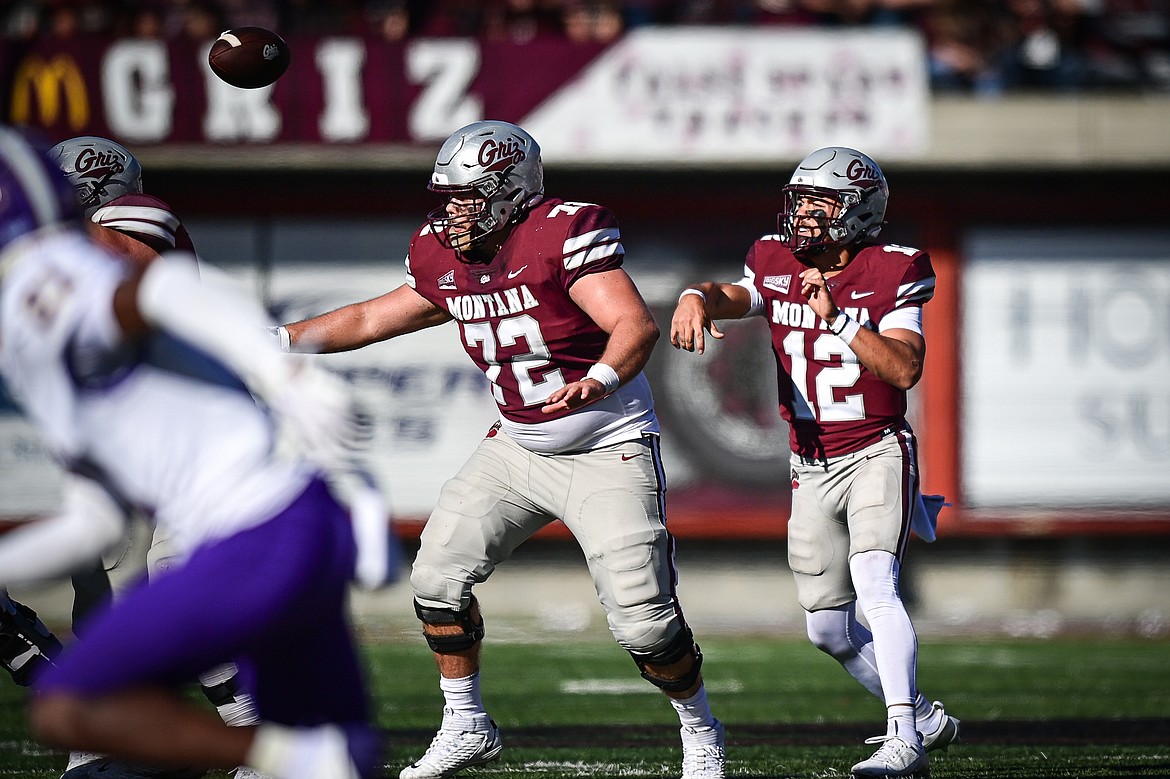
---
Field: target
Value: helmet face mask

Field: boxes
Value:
[426,121,543,256]
[778,147,888,259]
[427,177,505,253]
[47,136,143,219]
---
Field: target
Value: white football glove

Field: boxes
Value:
[266,358,370,471]
[135,256,371,470]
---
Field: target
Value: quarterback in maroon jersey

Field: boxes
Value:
[280,121,725,779]
[671,147,958,779]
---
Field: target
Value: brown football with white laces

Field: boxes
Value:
[208,27,290,89]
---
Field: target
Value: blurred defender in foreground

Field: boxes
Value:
[0,126,387,779]
[54,134,263,779]
[278,120,726,779]
[671,147,958,779]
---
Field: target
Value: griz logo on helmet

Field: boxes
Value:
[71,148,128,206]
[478,138,526,173]
[846,158,881,188]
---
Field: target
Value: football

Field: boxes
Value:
[208,27,290,89]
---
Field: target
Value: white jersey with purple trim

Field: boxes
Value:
[0,229,309,558]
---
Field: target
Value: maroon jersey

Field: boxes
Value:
[91,193,195,254]
[407,198,624,425]
[744,237,935,460]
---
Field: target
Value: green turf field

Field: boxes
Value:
[2,635,1168,778]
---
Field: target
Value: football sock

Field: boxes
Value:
[804,605,884,699]
[915,693,943,733]
[851,551,918,722]
[200,664,260,727]
[440,671,485,715]
[670,684,717,729]
[248,723,355,779]
[217,693,261,728]
[887,704,920,743]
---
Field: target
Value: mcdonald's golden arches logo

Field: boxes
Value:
[11,53,90,130]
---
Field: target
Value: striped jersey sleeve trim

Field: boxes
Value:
[93,205,181,247]
[404,254,416,288]
[896,275,935,307]
[563,227,622,270]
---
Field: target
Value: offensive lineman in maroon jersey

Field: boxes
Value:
[671,148,958,779]
[51,136,194,268]
[278,121,725,779]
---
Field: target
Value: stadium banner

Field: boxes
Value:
[526,28,929,162]
[961,230,1170,508]
[2,28,927,161]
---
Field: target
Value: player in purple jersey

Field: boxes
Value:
[671,147,958,779]
[0,126,383,779]
[277,120,725,779]
[1,139,190,679]
[1,137,152,701]
[27,135,271,779]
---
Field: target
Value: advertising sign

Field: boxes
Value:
[527,28,929,161]
[962,230,1170,507]
[4,29,927,161]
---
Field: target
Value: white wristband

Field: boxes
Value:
[828,312,861,345]
[678,288,706,304]
[267,325,292,353]
[585,362,620,394]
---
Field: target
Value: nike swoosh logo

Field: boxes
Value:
[851,290,875,299]
[507,265,528,279]
[621,453,643,461]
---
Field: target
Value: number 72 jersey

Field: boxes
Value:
[742,237,935,460]
[405,198,625,425]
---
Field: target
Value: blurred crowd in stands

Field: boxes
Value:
[3,0,1168,93]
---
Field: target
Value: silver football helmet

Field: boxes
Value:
[426,120,544,253]
[778,146,888,258]
[48,136,143,219]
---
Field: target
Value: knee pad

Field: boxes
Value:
[627,626,703,693]
[415,597,485,654]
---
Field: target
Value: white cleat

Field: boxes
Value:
[920,701,960,753]
[680,719,726,779]
[233,769,274,779]
[63,753,104,774]
[851,734,928,778]
[399,708,503,779]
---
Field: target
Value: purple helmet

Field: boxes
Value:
[0,127,82,255]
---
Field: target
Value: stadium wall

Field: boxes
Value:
[2,30,1169,542]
